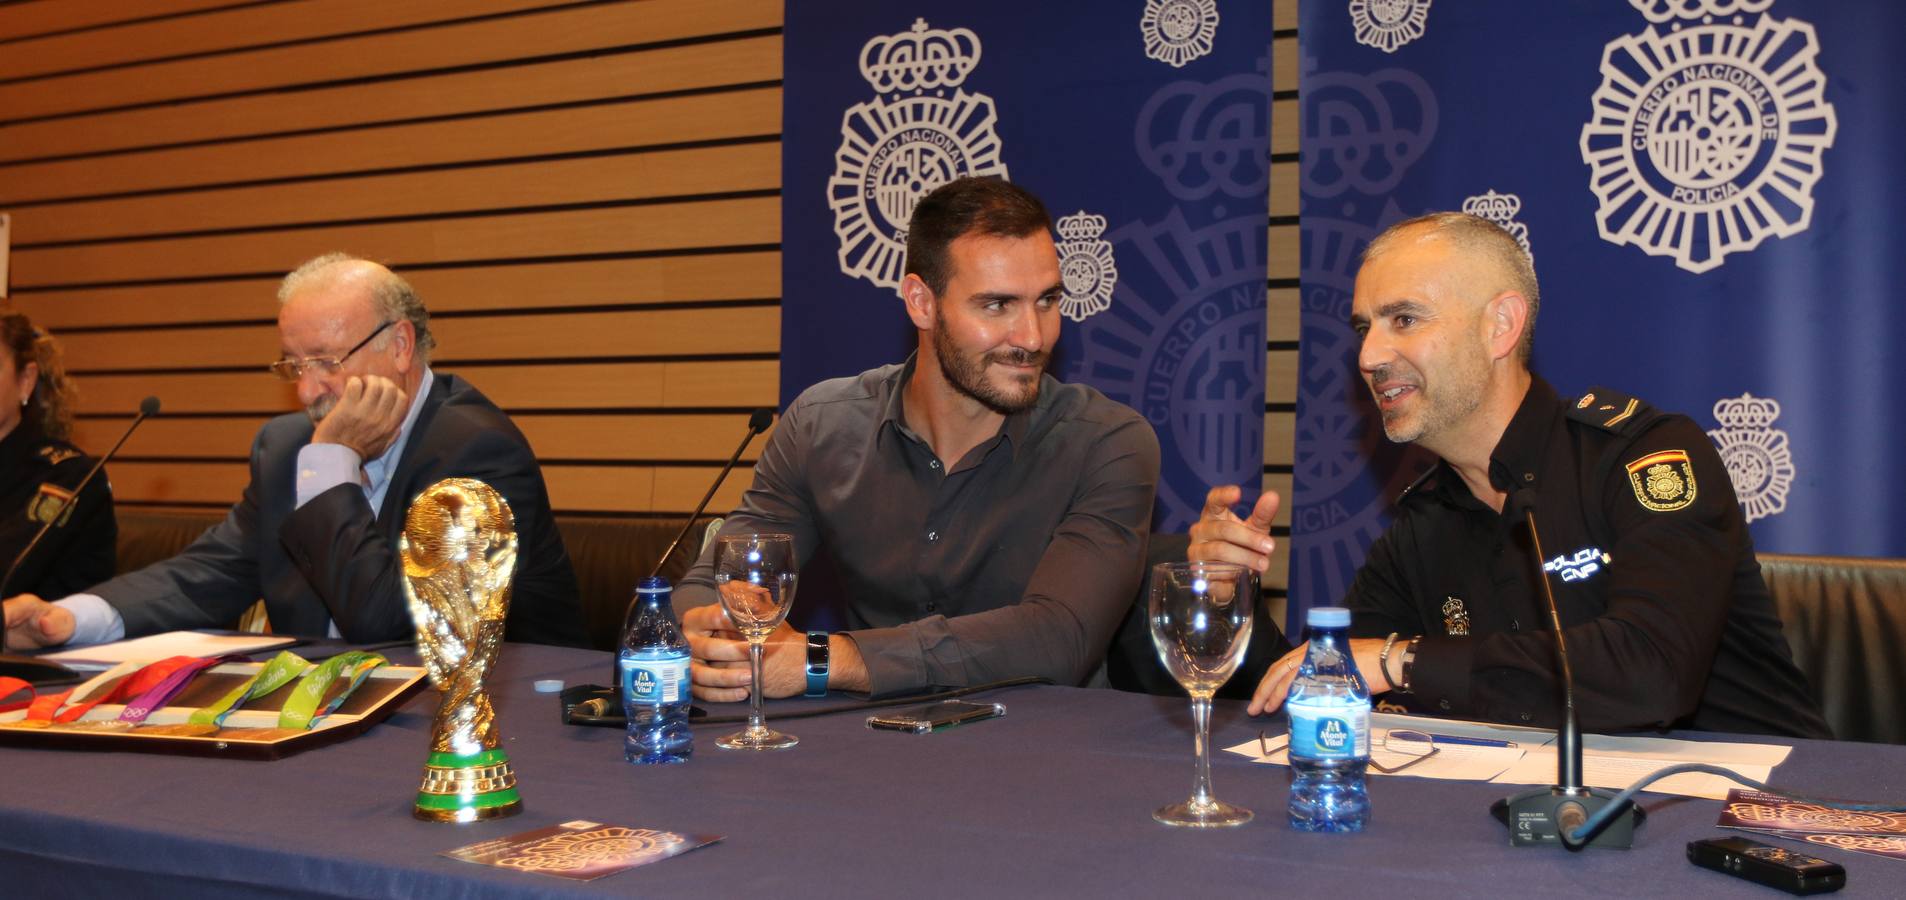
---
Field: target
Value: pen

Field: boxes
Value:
[1386,728,1518,748]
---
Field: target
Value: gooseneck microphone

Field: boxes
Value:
[580,408,775,699]
[0,396,161,684]
[647,407,775,581]
[1490,486,1644,850]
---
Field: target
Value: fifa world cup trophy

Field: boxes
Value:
[400,478,523,822]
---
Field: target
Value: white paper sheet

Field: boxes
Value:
[1226,713,1793,800]
[42,631,299,666]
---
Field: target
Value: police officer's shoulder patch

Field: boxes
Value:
[38,444,81,466]
[1566,386,1656,436]
[1624,449,1697,513]
[26,482,76,527]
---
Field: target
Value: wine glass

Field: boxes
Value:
[713,533,799,751]
[1148,560,1256,827]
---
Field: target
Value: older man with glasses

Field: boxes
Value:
[3,253,588,650]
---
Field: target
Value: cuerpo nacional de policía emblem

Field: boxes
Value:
[1579,0,1836,274]
[1140,0,1219,68]
[1460,189,1534,266]
[1349,0,1432,54]
[1706,392,1794,523]
[829,19,1009,290]
[1055,211,1118,322]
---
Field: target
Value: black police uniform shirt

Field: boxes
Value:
[1344,376,1830,739]
[0,419,116,598]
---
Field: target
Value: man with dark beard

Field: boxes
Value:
[676,178,1161,699]
[4,254,587,649]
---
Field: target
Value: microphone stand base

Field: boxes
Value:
[1491,786,1645,849]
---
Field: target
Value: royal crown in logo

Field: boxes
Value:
[829,19,1010,290]
[1706,392,1794,522]
[1137,55,1272,203]
[1629,0,1774,23]
[1349,0,1433,54]
[1579,4,1836,274]
[1141,0,1220,68]
[1301,57,1437,198]
[1460,189,1534,265]
[1055,211,1119,323]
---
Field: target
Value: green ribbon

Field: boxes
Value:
[187,651,310,727]
[277,651,387,730]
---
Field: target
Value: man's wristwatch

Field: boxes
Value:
[805,631,830,697]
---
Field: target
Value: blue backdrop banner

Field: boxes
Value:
[781,0,1272,534]
[1289,0,1904,628]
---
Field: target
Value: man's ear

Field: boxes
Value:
[389,320,418,371]
[1485,290,1528,363]
[900,274,937,331]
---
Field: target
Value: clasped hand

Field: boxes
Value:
[313,375,408,462]
[2,594,74,650]
[681,604,806,702]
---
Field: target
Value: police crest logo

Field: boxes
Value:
[1579,0,1837,274]
[828,19,1010,291]
[1626,449,1698,512]
[1349,0,1432,54]
[1460,190,1534,265]
[1441,596,1469,635]
[1055,211,1119,322]
[26,483,75,527]
[1706,392,1794,522]
[1140,0,1219,68]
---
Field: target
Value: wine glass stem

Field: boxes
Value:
[747,639,767,733]
[1190,694,1215,807]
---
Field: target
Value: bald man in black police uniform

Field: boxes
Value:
[1192,211,1829,739]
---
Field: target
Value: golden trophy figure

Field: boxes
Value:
[400,478,524,823]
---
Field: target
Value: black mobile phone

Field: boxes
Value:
[1687,837,1846,895]
[866,700,1005,734]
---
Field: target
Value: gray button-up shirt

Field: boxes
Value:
[676,358,1161,697]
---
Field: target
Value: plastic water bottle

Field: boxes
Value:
[1286,606,1371,831]
[620,576,691,764]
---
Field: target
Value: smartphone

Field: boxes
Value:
[1687,837,1846,895]
[866,700,1005,734]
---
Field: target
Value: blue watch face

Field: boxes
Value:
[805,632,829,695]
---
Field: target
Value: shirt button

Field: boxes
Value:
[925,602,938,612]
[927,531,938,542]
[1523,473,1535,482]
[929,460,942,470]
[1438,699,1452,711]
[1519,713,1533,722]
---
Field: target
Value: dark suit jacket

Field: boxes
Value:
[91,373,588,647]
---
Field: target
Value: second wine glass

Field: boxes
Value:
[713,533,799,751]
[1149,560,1256,827]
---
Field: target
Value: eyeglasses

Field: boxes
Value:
[1258,728,1443,774]
[268,320,395,382]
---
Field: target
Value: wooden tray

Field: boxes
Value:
[0,660,429,760]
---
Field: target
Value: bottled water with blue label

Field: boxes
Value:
[620,576,691,764]
[1286,606,1370,832]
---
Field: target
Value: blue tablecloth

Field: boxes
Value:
[2,642,1901,897]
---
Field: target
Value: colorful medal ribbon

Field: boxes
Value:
[187,650,310,728]
[19,658,194,726]
[278,651,386,730]
[0,677,37,715]
[115,655,240,725]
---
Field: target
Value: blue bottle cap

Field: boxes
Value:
[1307,606,1351,628]
[637,576,670,593]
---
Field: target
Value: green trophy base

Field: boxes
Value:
[414,748,523,823]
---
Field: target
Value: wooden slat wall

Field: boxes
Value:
[2,0,1302,610]
[1,0,785,519]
